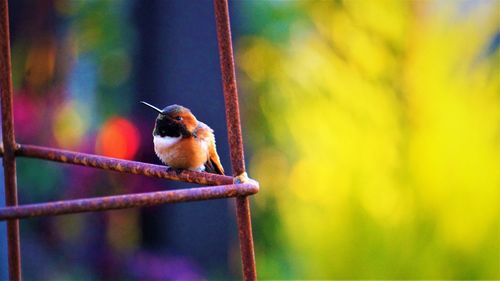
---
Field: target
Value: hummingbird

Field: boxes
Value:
[140,101,225,175]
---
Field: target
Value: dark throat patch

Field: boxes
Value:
[153,117,191,138]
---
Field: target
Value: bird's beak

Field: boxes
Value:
[140,101,164,114]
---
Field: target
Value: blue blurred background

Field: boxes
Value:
[1,0,499,280]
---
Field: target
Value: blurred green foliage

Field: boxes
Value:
[239,1,499,279]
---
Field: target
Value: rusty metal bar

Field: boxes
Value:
[214,0,245,176]
[235,196,258,279]
[15,144,234,186]
[214,0,257,280]
[0,0,22,279]
[0,182,259,221]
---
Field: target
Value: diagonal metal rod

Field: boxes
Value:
[14,144,234,186]
[214,0,257,280]
[214,0,245,176]
[0,182,259,221]
[0,0,21,279]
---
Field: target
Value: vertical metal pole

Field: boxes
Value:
[213,0,245,175]
[213,0,257,280]
[0,0,21,280]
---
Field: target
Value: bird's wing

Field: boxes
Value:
[196,122,225,175]
[205,138,225,175]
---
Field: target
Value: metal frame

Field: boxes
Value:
[0,0,258,280]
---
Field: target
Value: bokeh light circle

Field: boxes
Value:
[96,117,140,160]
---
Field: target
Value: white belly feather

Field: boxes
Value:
[153,135,181,148]
[153,135,181,164]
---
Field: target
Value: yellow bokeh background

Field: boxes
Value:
[239,1,499,279]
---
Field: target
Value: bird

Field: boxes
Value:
[140,101,225,175]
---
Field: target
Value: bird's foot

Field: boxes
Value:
[166,166,184,175]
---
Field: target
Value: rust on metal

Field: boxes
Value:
[0,182,259,221]
[214,0,258,280]
[16,144,234,186]
[214,0,246,176]
[0,0,22,280]
[236,196,257,280]
[233,194,257,281]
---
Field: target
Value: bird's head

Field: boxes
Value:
[141,101,198,138]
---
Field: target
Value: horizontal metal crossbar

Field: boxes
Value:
[0,182,258,221]
[10,144,234,186]
[0,143,259,221]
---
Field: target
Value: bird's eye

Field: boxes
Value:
[175,116,183,121]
